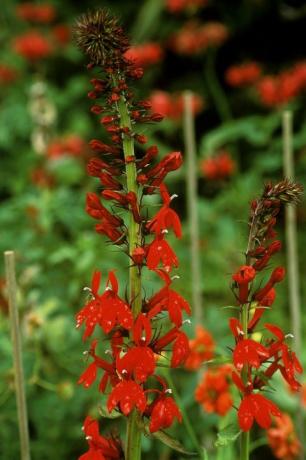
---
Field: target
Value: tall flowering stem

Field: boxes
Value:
[74,9,191,460]
[230,180,303,460]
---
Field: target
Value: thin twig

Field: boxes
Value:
[282,111,304,459]
[183,90,203,323]
[5,251,31,460]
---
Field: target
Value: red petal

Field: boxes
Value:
[238,396,254,431]
[91,271,101,297]
[264,323,284,341]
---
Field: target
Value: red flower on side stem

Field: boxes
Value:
[154,327,190,367]
[232,372,281,431]
[116,314,156,383]
[76,271,133,339]
[184,325,215,370]
[147,270,190,327]
[107,380,147,415]
[147,184,182,238]
[79,416,122,460]
[149,395,182,433]
[147,234,179,272]
[195,365,233,415]
[232,265,256,304]
[233,338,269,371]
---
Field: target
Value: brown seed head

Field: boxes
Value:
[264,179,303,205]
[74,9,129,66]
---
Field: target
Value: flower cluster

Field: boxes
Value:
[165,0,208,13]
[124,43,164,68]
[225,60,306,107]
[201,150,236,181]
[225,62,262,87]
[267,413,301,460]
[47,135,86,160]
[195,364,233,416]
[149,90,203,121]
[229,180,303,432]
[184,325,214,370]
[74,9,191,455]
[0,64,18,85]
[256,62,306,107]
[79,416,122,460]
[169,20,229,55]
[12,2,70,62]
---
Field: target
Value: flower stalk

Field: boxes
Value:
[183,90,203,323]
[74,9,191,460]
[229,180,303,459]
[118,92,143,460]
[5,251,31,460]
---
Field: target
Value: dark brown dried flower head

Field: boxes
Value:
[264,179,303,205]
[246,179,303,258]
[74,9,129,66]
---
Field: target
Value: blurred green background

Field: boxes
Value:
[0,0,305,458]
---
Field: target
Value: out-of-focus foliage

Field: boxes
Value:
[0,0,305,459]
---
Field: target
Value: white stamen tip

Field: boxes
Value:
[105,349,112,355]
[170,194,178,200]
[183,319,192,325]
[165,388,172,394]
[83,286,91,292]
[122,369,128,374]
[161,229,168,234]
[83,350,89,355]
[171,275,180,280]
[85,436,92,440]
[105,286,112,291]
[285,333,294,339]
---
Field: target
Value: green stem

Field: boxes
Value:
[204,48,232,124]
[183,91,203,323]
[5,251,31,460]
[240,305,250,460]
[164,370,206,459]
[282,111,304,459]
[118,95,142,460]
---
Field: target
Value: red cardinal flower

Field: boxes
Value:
[153,327,190,367]
[116,314,156,383]
[13,31,53,60]
[201,151,236,181]
[16,3,56,23]
[107,380,147,415]
[147,235,178,272]
[254,267,285,302]
[147,184,182,238]
[184,325,215,370]
[233,338,269,370]
[76,271,133,340]
[149,396,182,433]
[232,372,281,431]
[232,265,256,304]
[225,62,261,87]
[147,270,190,327]
[195,365,233,415]
[79,416,121,460]
[265,324,302,391]
[238,393,281,432]
[248,288,276,331]
[124,43,163,67]
[78,340,117,392]
[267,413,301,460]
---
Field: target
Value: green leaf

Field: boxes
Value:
[152,430,198,456]
[200,113,281,153]
[215,426,241,447]
[98,406,122,419]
